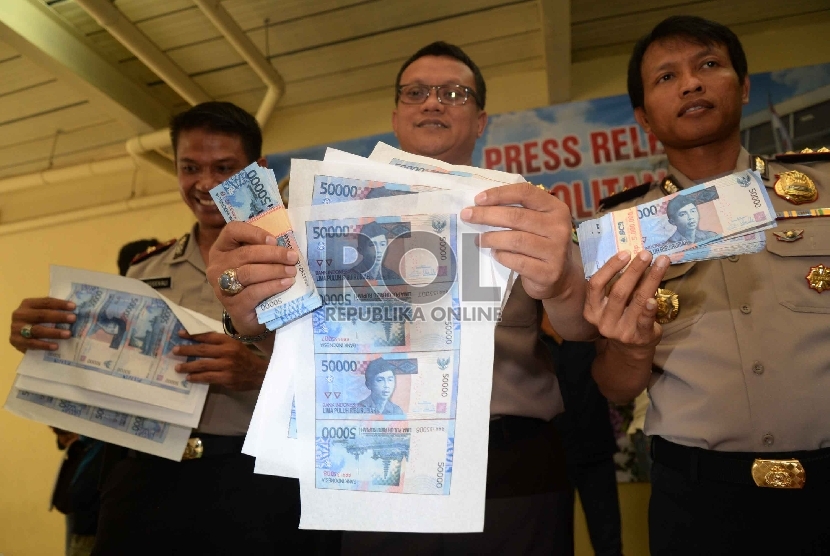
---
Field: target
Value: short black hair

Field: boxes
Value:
[169,101,262,163]
[118,238,160,276]
[395,41,486,109]
[627,15,748,110]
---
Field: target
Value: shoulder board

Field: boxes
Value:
[130,238,177,266]
[598,182,653,211]
[773,147,830,164]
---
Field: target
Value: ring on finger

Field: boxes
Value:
[21,324,34,339]
[218,268,245,295]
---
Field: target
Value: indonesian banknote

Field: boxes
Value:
[210,162,322,330]
[578,169,777,278]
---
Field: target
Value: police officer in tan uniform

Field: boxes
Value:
[208,42,596,555]
[9,102,330,554]
[584,16,830,555]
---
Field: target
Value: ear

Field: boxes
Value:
[634,107,652,135]
[741,75,750,105]
[256,157,267,168]
[476,110,488,138]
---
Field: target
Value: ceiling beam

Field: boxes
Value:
[538,0,571,105]
[0,0,170,133]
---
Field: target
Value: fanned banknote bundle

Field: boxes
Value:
[210,163,322,330]
[577,169,778,279]
[5,267,222,460]
[244,143,523,533]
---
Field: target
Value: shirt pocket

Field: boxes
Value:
[658,262,705,337]
[765,219,830,314]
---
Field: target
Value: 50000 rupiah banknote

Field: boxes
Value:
[210,162,321,330]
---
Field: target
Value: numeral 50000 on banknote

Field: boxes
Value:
[315,420,454,495]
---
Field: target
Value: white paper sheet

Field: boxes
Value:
[5,381,191,460]
[290,189,507,532]
[14,266,215,416]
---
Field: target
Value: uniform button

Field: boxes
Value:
[753,362,764,375]
[740,304,751,314]
[763,433,774,447]
[728,255,739,262]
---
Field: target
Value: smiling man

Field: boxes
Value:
[583,16,830,555]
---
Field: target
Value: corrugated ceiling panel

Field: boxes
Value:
[573,0,830,51]
[50,1,103,35]
[269,2,541,84]
[222,0,370,28]
[0,103,110,150]
[571,0,691,23]
[0,39,18,61]
[192,65,261,97]
[0,160,50,180]
[0,57,53,97]
[55,142,130,167]
[215,87,266,115]
[114,0,196,22]
[134,9,220,52]
[0,81,87,125]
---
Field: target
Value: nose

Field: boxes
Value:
[680,72,704,97]
[421,88,443,111]
[194,169,221,192]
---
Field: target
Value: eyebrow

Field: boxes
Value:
[651,45,717,74]
[177,157,238,164]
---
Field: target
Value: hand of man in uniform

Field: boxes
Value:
[460,183,596,340]
[9,298,77,354]
[583,250,670,403]
[206,221,299,337]
[173,331,268,391]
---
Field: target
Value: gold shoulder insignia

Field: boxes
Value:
[660,176,682,196]
[173,233,190,259]
[130,238,177,266]
[751,155,769,180]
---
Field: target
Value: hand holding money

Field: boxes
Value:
[206,221,299,337]
[173,330,267,391]
[10,297,77,353]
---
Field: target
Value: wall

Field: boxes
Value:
[1,14,829,556]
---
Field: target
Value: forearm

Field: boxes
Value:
[591,338,654,404]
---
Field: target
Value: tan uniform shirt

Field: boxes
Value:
[631,149,830,452]
[127,225,259,436]
[491,277,564,421]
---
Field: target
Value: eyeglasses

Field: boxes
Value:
[397,83,480,107]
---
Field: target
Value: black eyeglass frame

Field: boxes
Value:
[396,83,482,108]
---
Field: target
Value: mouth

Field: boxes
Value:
[416,119,449,129]
[194,195,217,208]
[677,99,714,117]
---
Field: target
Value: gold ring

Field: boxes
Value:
[21,324,34,339]
[218,268,244,295]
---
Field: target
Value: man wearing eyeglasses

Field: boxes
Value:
[206,42,593,555]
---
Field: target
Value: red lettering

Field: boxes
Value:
[623,174,640,190]
[504,144,522,174]
[601,177,620,198]
[542,139,561,172]
[611,128,630,161]
[523,141,541,174]
[590,131,611,165]
[483,147,503,170]
[563,135,581,168]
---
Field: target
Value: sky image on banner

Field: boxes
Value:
[268,61,830,223]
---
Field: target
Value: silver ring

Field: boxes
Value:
[21,324,34,339]
[218,268,244,295]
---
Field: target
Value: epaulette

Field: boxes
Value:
[598,182,653,211]
[773,147,830,164]
[750,155,770,180]
[129,238,177,266]
[659,175,683,195]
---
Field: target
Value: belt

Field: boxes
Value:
[652,436,830,489]
[128,434,245,461]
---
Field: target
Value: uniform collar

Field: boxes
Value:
[666,147,752,189]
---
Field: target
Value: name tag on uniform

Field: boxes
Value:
[142,277,172,289]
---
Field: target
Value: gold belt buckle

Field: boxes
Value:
[182,438,203,460]
[751,458,805,488]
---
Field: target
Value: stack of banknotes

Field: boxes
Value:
[577,169,777,279]
[4,267,221,459]
[243,143,523,533]
[210,163,322,330]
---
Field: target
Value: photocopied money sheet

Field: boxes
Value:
[290,188,509,533]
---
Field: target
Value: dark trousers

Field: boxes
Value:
[341,416,573,556]
[650,437,830,555]
[92,452,340,556]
